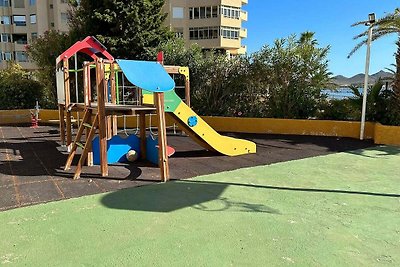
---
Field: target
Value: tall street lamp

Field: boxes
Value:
[360,13,376,140]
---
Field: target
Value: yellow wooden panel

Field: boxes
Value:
[142,94,154,105]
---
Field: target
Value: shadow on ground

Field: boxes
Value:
[346,145,400,158]
[1,125,380,211]
[101,178,399,213]
[101,180,281,213]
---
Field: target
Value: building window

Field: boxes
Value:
[61,0,68,3]
[29,0,36,5]
[189,27,219,40]
[12,34,27,44]
[174,28,183,38]
[13,15,26,26]
[206,7,212,18]
[1,33,11,42]
[30,14,36,24]
[220,6,241,20]
[15,51,28,62]
[0,0,10,7]
[50,4,53,8]
[212,6,218,18]
[193,7,199,19]
[189,6,219,20]
[1,16,11,25]
[200,7,207,19]
[172,7,184,19]
[61,12,69,23]
[2,52,12,61]
[220,27,240,39]
[13,0,24,8]
[31,32,38,40]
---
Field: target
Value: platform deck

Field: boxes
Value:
[70,103,156,115]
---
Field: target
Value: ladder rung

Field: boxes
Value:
[76,142,85,149]
[82,123,92,128]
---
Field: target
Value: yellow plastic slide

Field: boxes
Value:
[169,101,256,156]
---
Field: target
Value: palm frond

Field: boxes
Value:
[349,8,400,57]
[348,39,367,58]
[351,20,368,27]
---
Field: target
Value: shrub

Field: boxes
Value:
[0,63,43,110]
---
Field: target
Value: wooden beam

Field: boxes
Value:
[155,92,169,182]
[83,62,93,166]
[63,58,72,151]
[184,75,191,108]
[58,104,65,145]
[163,65,180,74]
[96,59,108,176]
[73,115,99,179]
[83,62,91,106]
[139,112,147,160]
[86,126,93,167]
[110,62,118,136]
[64,108,92,170]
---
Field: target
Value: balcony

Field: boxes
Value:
[240,28,247,38]
[238,45,247,54]
[241,10,248,21]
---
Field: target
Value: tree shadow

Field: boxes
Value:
[0,138,147,181]
[345,145,400,158]
[183,180,400,198]
[0,140,67,177]
[53,165,143,181]
[101,180,280,213]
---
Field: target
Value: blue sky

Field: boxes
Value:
[243,0,398,77]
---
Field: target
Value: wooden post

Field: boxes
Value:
[139,112,147,160]
[110,62,118,136]
[63,58,72,151]
[83,62,93,166]
[105,66,112,140]
[96,59,108,176]
[58,104,65,145]
[184,75,191,108]
[155,92,169,182]
[83,62,91,106]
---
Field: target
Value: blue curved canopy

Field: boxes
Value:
[116,59,175,92]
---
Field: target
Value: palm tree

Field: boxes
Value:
[298,31,319,46]
[349,8,400,95]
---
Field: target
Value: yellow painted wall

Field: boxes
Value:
[202,117,376,139]
[0,109,398,146]
[0,110,31,124]
[374,123,400,146]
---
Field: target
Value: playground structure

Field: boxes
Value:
[56,36,256,181]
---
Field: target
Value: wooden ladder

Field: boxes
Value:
[64,107,99,179]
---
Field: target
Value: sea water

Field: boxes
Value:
[322,88,363,100]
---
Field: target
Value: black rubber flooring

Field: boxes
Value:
[0,125,374,211]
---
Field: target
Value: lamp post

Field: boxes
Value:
[360,13,376,140]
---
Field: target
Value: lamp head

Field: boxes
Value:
[368,13,376,24]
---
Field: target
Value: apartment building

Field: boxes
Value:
[0,0,248,70]
[164,0,248,56]
[0,0,69,70]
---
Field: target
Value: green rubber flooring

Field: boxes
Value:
[0,146,399,266]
